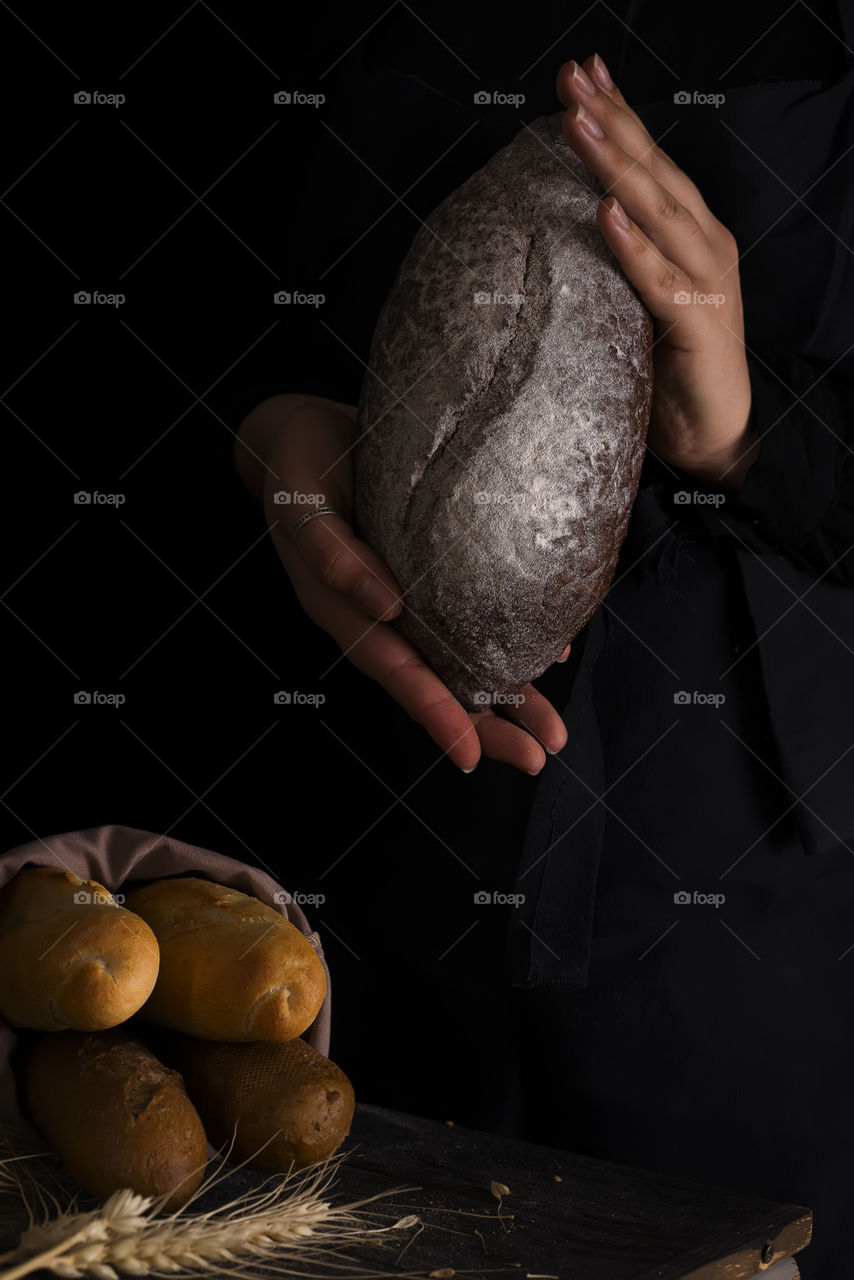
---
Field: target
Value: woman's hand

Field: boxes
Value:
[557,55,760,489]
[235,394,569,774]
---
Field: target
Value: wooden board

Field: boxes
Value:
[328,1104,812,1279]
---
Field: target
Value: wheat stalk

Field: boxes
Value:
[0,1144,420,1280]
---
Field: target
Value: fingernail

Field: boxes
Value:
[461,766,477,774]
[592,53,614,90]
[575,103,604,139]
[606,196,630,229]
[569,60,595,95]
[527,769,543,776]
[355,575,400,619]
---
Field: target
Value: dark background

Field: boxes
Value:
[2,0,847,1080]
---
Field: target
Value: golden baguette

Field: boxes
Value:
[163,1033,355,1172]
[25,1029,208,1210]
[0,867,159,1031]
[124,876,326,1042]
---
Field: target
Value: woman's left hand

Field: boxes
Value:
[557,55,760,489]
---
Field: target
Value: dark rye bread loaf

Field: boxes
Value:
[354,112,653,710]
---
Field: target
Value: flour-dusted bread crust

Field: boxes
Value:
[0,867,159,1031]
[123,877,326,1042]
[355,112,653,708]
[25,1029,207,1210]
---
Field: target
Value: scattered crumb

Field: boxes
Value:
[444,1120,455,1127]
[429,1270,455,1278]
[553,1175,562,1183]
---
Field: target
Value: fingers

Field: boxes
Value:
[269,404,403,622]
[340,611,561,774]
[472,712,548,774]
[562,101,711,278]
[594,195,714,332]
[349,626,483,771]
[294,575,483,772]
[322,598,562,775]
[556,56,720,242]
[504,683,568,755]
[289,510,402,622]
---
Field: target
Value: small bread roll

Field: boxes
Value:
[0,867,160,1031]
[124,877,326,1042]
[25,1029,208,1210]
[165,1034,355,1172]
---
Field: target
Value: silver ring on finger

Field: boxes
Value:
[290,505,344,545]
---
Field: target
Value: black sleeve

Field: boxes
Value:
[734,352,854,583]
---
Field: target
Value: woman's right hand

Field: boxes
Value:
[235,394,569,774]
